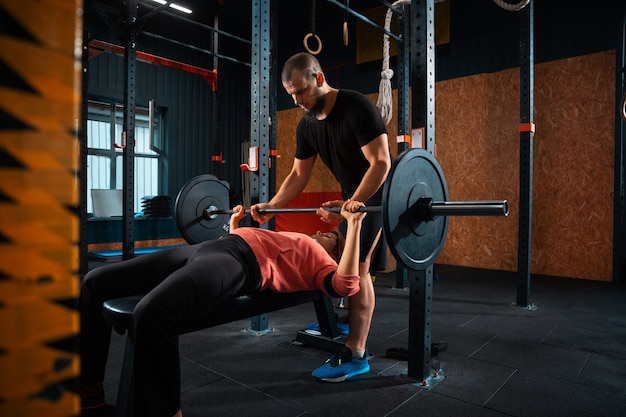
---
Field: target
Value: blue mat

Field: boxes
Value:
[89,245,187,262]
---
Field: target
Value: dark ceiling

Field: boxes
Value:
[85,0,385,45]
[85,0,390,73]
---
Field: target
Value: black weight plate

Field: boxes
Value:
[175,174,232,244]
[382,148,449,270]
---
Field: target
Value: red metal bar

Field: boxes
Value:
[88,39,218,91]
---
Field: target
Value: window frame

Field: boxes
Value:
[86,99,166,217]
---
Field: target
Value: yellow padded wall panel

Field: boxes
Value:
[0,0,82,415]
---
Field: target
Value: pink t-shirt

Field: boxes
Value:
[231,228,359,297]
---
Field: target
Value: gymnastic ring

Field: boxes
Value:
[303,33,322,55]
[620,93,626,121]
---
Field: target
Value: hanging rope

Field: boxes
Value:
[376,0,410,125]
[376,0,530,125]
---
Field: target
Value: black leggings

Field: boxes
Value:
[79,235,260,417]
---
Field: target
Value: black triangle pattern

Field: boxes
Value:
[0,3,38,42]
[0,4,39,93]
[0,59,37,94]
[0,146,25,168]
[0,106,33,131]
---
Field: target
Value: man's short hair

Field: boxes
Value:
[281,52,322,82]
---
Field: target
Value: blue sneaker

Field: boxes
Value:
[305,321,350,335]
[312,347,370,382]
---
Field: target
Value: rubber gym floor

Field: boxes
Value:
[83,263,626,417]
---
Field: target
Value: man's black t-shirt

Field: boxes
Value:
[295,89,389,200]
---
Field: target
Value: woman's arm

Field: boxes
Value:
[336,200,366,278]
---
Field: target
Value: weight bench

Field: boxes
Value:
[102,290,345,417]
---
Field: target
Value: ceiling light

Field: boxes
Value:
[169,3,192,14]
[150,0,192,14]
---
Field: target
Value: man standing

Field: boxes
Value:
[251,52,391,382]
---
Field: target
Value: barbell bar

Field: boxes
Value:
[202,199,508,219]
[175,148,510,271]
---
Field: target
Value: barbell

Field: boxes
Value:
[175,148,509,270]
[202,201,506,218]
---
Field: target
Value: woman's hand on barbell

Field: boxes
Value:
[341,200,367,221]
[229,205,247,230]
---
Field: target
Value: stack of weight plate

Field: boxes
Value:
[141,195,172,218]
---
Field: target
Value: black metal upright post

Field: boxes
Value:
[249,0,272,332]
[613,4,626,282]
[269,0,278,206]
[407,0,436,383]
[122,0,138,260]
[79,29,90,278]
[397,4,410,140]
[395,3,410,290]
[517,1,534,307]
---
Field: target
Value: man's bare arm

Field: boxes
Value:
[351,134,391,202]
[251,155,317,223]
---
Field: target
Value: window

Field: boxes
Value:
[86,100,166,216]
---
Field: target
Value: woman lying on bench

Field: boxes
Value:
[79,200,367,417]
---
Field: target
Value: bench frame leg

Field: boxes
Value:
[293,295,346,352]
[115,333,135,417]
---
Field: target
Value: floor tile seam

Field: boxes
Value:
[178,355,305,410]
[178,355,270,385]
[558,321,626,336]
[539,340,626,362]
[385,327,408,339]
[468,334,498,358]
[541,321,626,339]
[473,330,623,367]
[510,367,626,399]
[459,314,481,328]
[375,361,408,376]
[481,367,519,408]
[433,297,515,307]
[381,389,423,417]
[575,352,591,381]
[413,389,519,417]
[465,348,593,384]
[539,323,559,343]
[470,334,626,370]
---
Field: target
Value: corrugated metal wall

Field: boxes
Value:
[87,43,251,208]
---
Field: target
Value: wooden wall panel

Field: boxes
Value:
[435,64,520,273]
[435,51,615,281]
[530,51,614,280]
